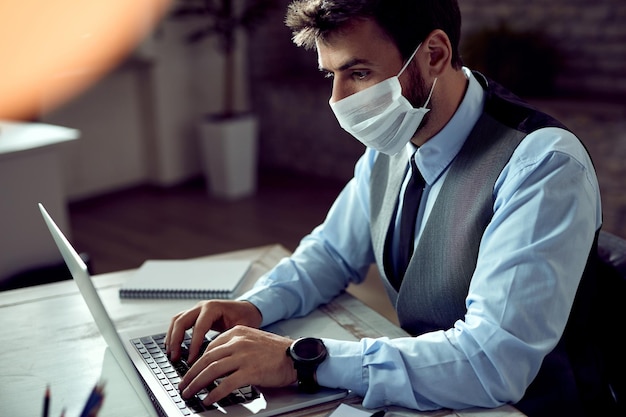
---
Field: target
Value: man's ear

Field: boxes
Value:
[423,29,452,77]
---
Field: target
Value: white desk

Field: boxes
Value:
[0,245,524,417]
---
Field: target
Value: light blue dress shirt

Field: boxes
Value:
[239,69,602,410]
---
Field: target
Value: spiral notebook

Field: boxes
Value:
[119,258,251,299]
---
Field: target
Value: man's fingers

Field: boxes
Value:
[166,305,202,360]
[187,307,222,364]
[181,347,234,399]
[165,311,187,360]
[203,373,247,407]
[166,300,261,362]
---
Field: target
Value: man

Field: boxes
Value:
[166,1,606,415]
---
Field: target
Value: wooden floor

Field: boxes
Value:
[69,170,346,275]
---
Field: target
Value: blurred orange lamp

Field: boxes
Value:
[0,0,171,121]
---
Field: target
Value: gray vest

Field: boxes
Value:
[370,73,567,336]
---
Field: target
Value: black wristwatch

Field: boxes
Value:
[286,337,328,393]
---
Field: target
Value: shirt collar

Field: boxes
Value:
[407,67,485,185]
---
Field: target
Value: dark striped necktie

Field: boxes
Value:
[392,153,425,289]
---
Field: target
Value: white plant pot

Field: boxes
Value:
[198,114,258,199]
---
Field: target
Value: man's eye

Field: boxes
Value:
[352,71,369,80]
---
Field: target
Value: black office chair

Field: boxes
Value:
[560,230,626,416]
[595,231,626,412]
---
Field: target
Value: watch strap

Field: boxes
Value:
[294,361,320,393]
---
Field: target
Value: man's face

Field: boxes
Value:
[317,18,428,108]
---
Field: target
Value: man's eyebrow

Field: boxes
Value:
[319,57,372,73]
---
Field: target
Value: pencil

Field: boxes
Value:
[42,385,50,417]
[79,383,105,417]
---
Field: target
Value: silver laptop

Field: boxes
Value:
[39,203,351,417]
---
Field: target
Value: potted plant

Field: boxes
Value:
[171,0,277,199]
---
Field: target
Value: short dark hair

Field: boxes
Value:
[285,0,463,69]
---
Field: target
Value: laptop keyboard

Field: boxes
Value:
[132,332,260,416]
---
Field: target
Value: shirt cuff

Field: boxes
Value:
[237,286,291,327]
[317,338,366,396]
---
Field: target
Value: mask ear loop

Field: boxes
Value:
[423,78,437,109]
[398,43,421,77]
[397,42,438,109]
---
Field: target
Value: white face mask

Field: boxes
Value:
[329,43,437,155]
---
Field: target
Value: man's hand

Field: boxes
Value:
[165,299,263,364]
[178,325,297,406]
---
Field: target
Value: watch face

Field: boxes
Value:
[293,338,326,361]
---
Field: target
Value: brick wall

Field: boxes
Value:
[460,0,626,97]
